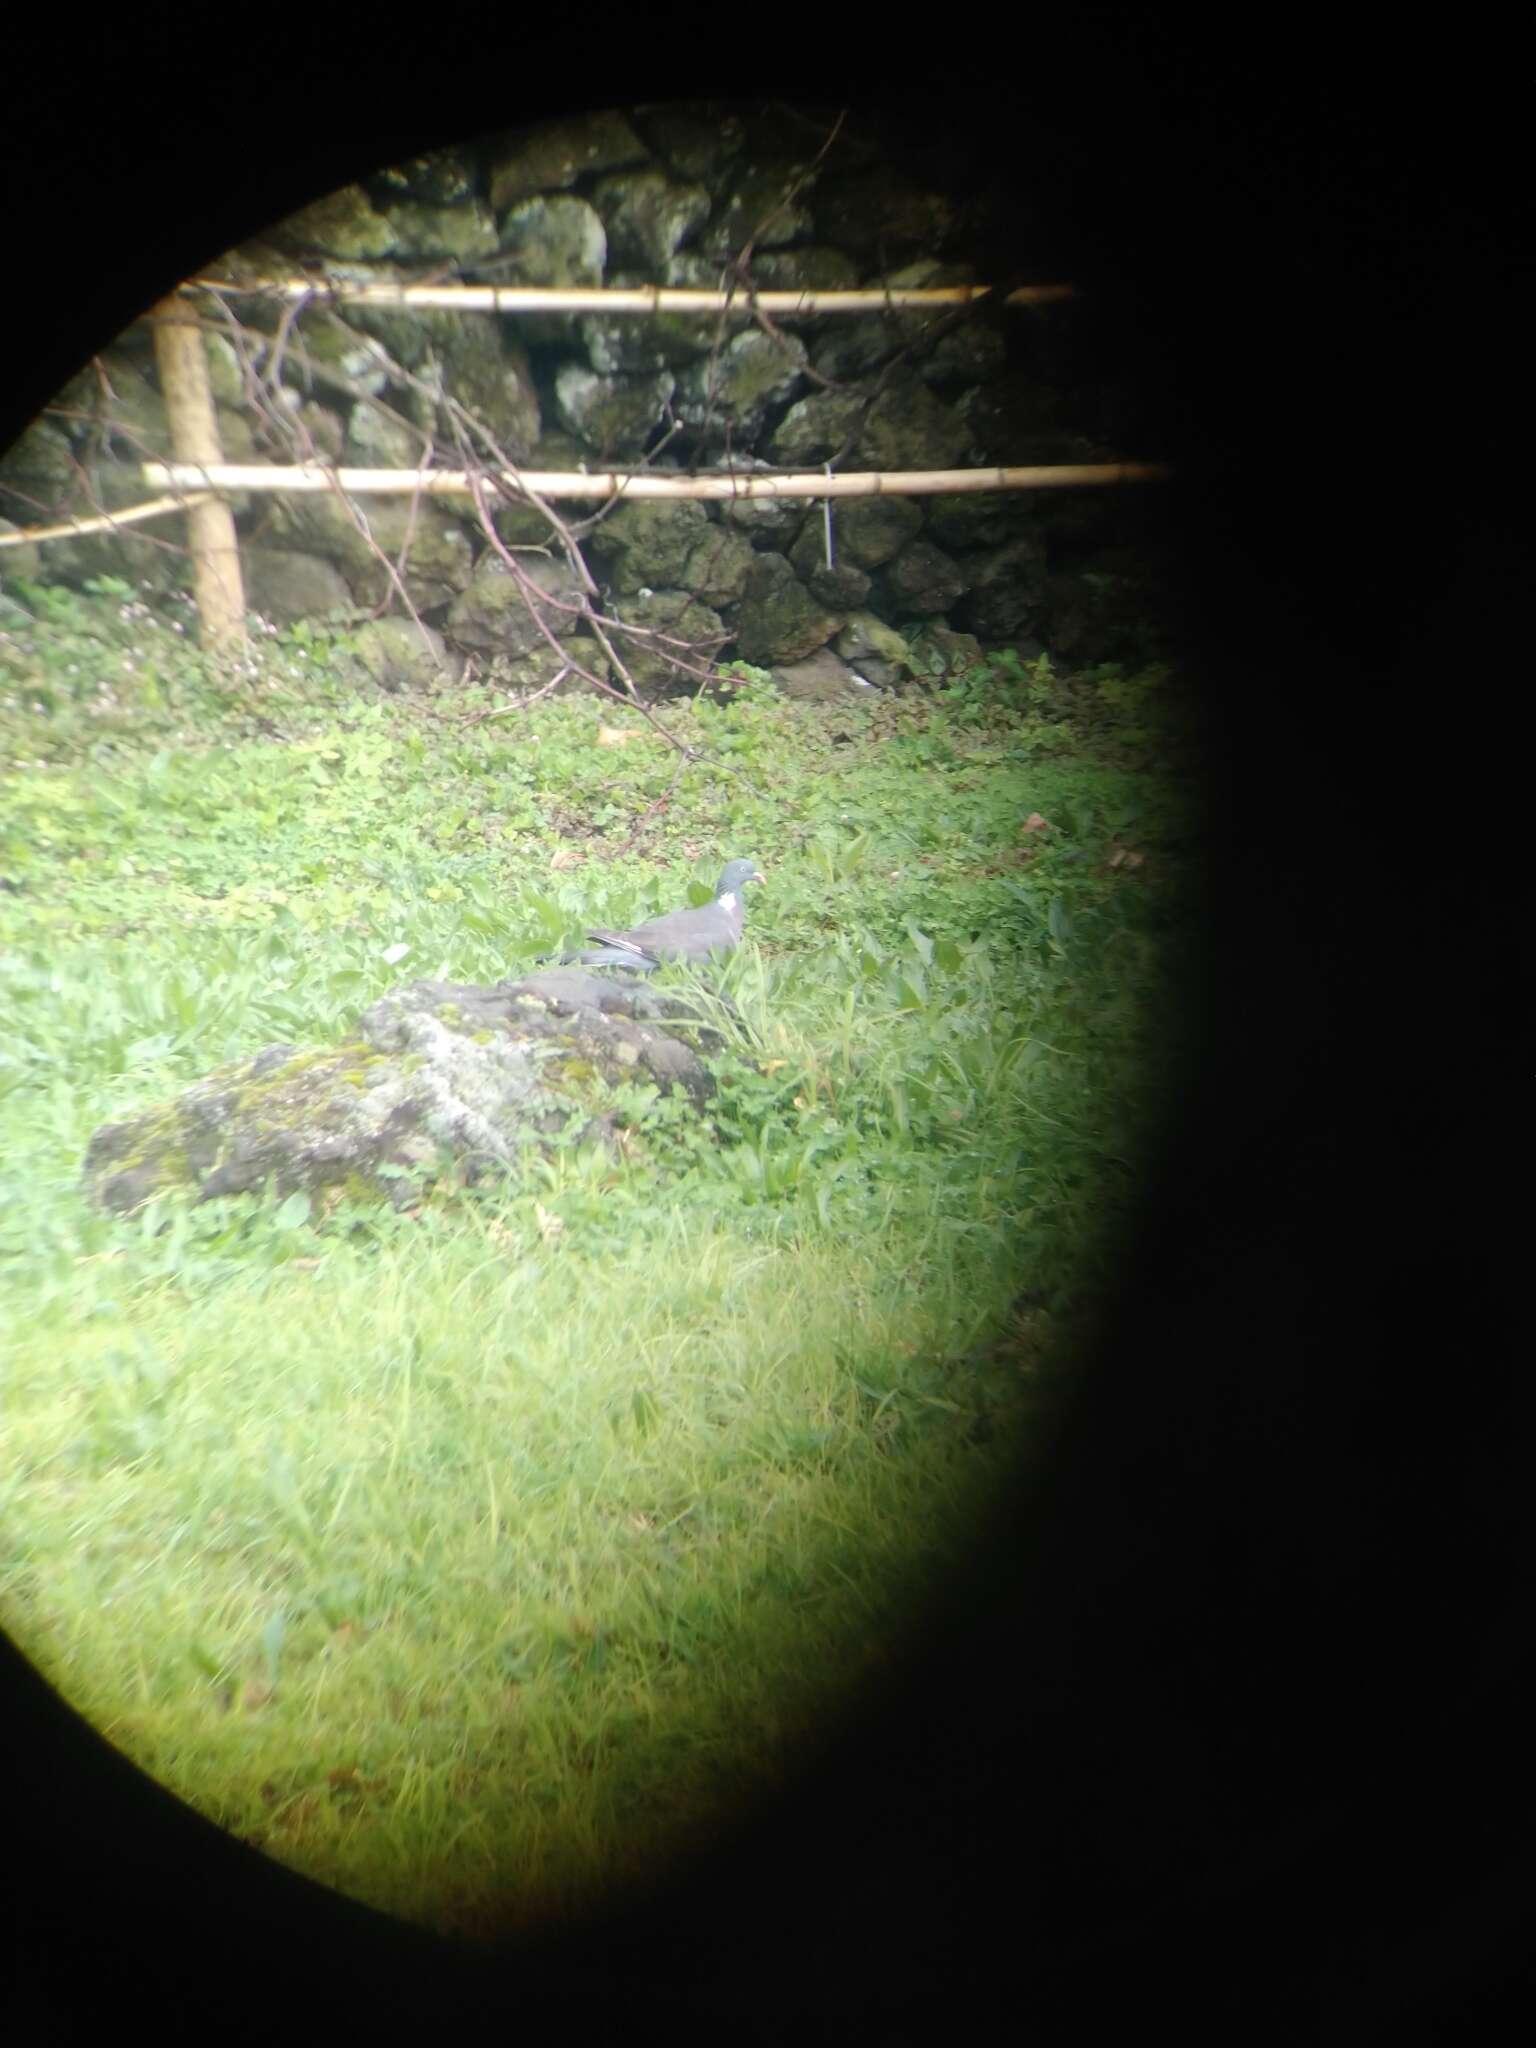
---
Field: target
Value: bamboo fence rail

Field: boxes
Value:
[183,280,1076,316]
[0,491,216,547]
[3,275,1170,651]
[136,461,1170,503]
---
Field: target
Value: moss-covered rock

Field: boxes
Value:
[348,616,463,692]
[584,497,713,593]
[379,199,499,266]
[265,492,474,613]
[413,324,541,459]
[880,537,970,617]
[243,547,355,625]
[591,168,711,271]
[603,588,727,693]
[492,195,608,287]
[952,534,1049,641]
[634,103,748,184]
[770,371,969,474]
[82,970,722,1216]
[553,362,674,454]
[369,149,481,207]
[486,112,649,212]
[732,551,843,665]
[272,187,398,261]
[674,329,807,443]
[773,647,878,704]
[443,550,591,658]
[835,612,917,690]
[706,162,816,255]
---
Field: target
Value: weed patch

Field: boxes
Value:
[0,585,1203,1936]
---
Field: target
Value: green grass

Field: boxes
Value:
[0,575,1205,1938]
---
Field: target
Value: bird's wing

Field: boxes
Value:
[587,904,723,959]
[572,943,659,970]
[586,924,665,957]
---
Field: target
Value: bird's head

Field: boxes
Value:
[716,859,765,898]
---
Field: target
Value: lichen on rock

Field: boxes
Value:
[81,970,723,1216]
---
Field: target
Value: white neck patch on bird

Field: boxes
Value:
[718,892,738,912]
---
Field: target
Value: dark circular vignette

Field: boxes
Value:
[2,21,1528,2044]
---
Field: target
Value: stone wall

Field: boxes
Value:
[0,103,1174,692]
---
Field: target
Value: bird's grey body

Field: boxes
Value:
[564,859,764,972]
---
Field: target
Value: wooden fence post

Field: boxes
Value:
[149,296,246,653]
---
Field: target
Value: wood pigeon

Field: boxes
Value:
[565,859,764,971]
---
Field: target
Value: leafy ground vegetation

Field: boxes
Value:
[0,574,1204,1938]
